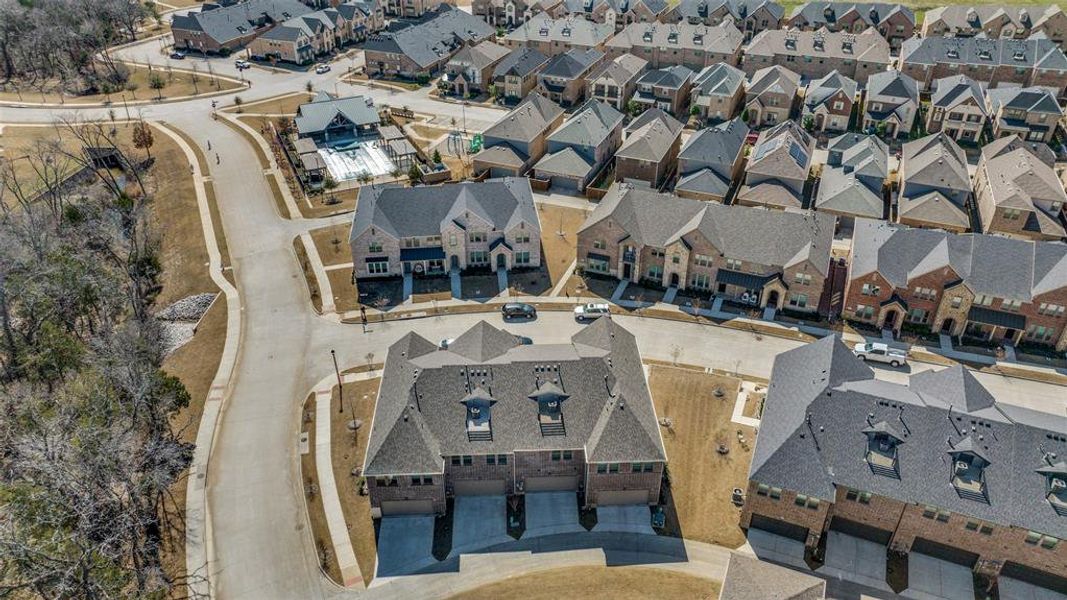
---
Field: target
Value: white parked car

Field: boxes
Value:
[853,342,908,367]
[574,303,610,321]
[234,59,250,69]
[315,64,331,74]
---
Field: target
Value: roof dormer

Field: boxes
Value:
[1037,459,1067,516]
[530,379,569,436]
[863,420,904,478]
[948,436,990,503]
[461,387,496,442]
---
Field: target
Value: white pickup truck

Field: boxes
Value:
[853,342,908,367]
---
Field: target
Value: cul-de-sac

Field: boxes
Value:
[5,0,1067,598]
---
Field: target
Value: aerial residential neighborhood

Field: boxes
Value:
[8,0,1067,598]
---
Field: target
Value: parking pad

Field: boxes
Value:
[902,553,975,600]
[746,528,808,570]
[820,531,889,591]
[450,496,510,556]
[594,505,653,534]
[999,578,1067,600]
[375,515,435,578]
[524,492,583,537]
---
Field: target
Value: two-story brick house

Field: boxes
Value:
[503,13,615,57]
[802,70,856,133]
[674,117,749,203]
[986,86,1065,144]
[897,132,974,233]
[443,40,511,96]
[974,135,1066,241]
[587,53,649,111]
[899,36,1067,98]
[784,2,915,49]
[492,46,551,103]
[536,48,606,107]
[735,120,814,210]
[559,0,669,32]
[663,0,784,42]
[363,318,668,516]
[615,108,684,187]
[861,69,919,139]
[925,74,987,142]
[743,64,800,128]
[745,335,1067,597]
[844,217,1067,349]
[532,99,625,191]
[473,92,565,178]
[605,21,744,71]
[630,65,694,117]
[473,0,565,27]
[577,183,834,312]
[691,62,746,123]
[349,178,541,279]
[743,27,891,85]
[363,5,495,78]
[249,1,385,65]
[815,133,888,229]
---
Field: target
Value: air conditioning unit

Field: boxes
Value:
[955,460,970,473]
[1052,478,1066,491]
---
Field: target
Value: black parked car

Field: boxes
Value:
[501,302,536,319]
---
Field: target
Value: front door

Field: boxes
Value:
[497,253,507,269]
[670,272,679,286]
[623,263,632,279]
[450,254,459,269]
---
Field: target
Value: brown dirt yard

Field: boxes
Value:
[649,366,752,549]
[535,203,589,295]
[310,223,353,267]
[227,91,313,115]
[448,566,721,600]
[299,393,344,584]
[331,379,381,586]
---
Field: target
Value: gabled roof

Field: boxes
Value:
[363,319,666,476]
[924,5,1061,34]
[563,0,669,17]
[901,36,1067,71]
[533,146,594,177]
[678,118,748,174]
[616,109,683,162]
[547,99,625,148]
[804,69,857,110]
[171,0,313,45]
[669,0,786,23]
[505,13,615,47]
[746,26,891,65]
[746,120,813,181]
[294,93,379,135]
[447,40,510,70]
[816,166,885,219]
[540,48,604,79]
[580,184,835,275]
[930,74,986,114]
[867,68,918,103]
[350,178,539,241]
[481,93,564,144]
[977,135,1067,238]
[788,1,914,27]
[692,62,745,97]
[635,64,694,90]
[493,46,551,79]
[751,334,1067,538]
[588,53,648,88]
[850,218,1067,302]
[900,132,971,195]
[364,5,494,69]
[747,64,801,98]
[986,86,1064,116]
[607,20,744,54]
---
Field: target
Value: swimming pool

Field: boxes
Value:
[318,139,396,181]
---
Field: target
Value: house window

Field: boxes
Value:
[1026,531,1042,545]
[403,238,421,248]
[1039,303,1065,317]
[672,254,680,264]
[726,258,742,271]
[974,294,993,306]
[936,510,951,522]
[1027,325,1054,342]
[951,296,962,309]
[410,475,432,486]
[769,487,782,499]
[486,455,496,465]
[498,454,508,465]
[691,273,711,289]
[647,265,663,279]
[451,456,461,466]
[368,260,389,275]
[369,241,383,253]
[694,253,713,267]
[514,233,530,244]
[1002,299,1022,312]
[551,450,562,461]
[1003,208,1022,221]
[861,283,880,296]
[593,239,606,250]
[795,494,808,506]
[462,455,473,466]
[449,233,457,247]
[833,101,844,110]
[757,483,770,496]
[563,450,573,460]
[587,256,610,273]
[469,232,487,243]
[788,293,808,308]
[609,463,620,473]
[855,304,874,319]
[515,251,531,265]
[913,287,936,300]
[469,251,488,264]
[907,308,928,324]
[794,273,812,286]
[922,505,937,519]
[1042,536,1060,550]
[597,463,607,473]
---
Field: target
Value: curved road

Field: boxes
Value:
[4,35,1067,600]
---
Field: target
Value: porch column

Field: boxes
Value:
[988,326,997,342]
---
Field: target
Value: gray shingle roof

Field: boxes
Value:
[294,93,379,136]
[547,99,625,147]
[746,27,890,64]
[588,53,648,88]
[804,69,857,110]
[493,46,551,79]
[924,5,1063,34]
[977,135,1067,238]
[172,0,314,45]
[608,20,743,55]
[693,62,745,97]
[447,40,510,70]
[930,74,986,114]
[677,117,748,181]
[616,109,683,162]
[363,5,494,69]
[815,166,885,219]
[788,2,914,27]
[480,92,564,145]
[563,0,669,17]
[747,64,800,98]
[850,217,1067,302]
[670,0,785,23]
[363,318,667,475]
[533,147,594,177]
[865,69,918,122]
[898,132,972,228]
[350,178,539,241]
[746,120,814,181]
[505,13,615,47]
[635,65,694,90]
[540,48,604,79]
[581,183,834,275]
[752,334,1067,539]
[901,35,1067,71]
[986,86,1064,117]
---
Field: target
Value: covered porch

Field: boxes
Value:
[400,246,448,276]
[964,306,1025,345]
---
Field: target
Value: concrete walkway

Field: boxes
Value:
[497,269,509,298]
[551,260,577,297]
[450,268,462,299]
[663,285,678,304]
[731,381,762,428]
[402,273,413,304]
[610,279,629,302]
[300,232,335,314]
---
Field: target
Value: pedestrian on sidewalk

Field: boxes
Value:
[216,153,220,165]
[208,140,212,151]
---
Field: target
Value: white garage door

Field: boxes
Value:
[525,475,578,492]
[453,479,506,496]
[597,489,650,506]
[380,500,434,515]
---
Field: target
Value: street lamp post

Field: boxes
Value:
[331,349,344,413]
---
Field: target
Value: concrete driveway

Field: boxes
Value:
[375,515,436,578]
[820,531,890,591]
[594,505,653,534]
[902,553,975,600]
[450,496,510,557]
[525,492,583,537]
[999,578,1067,600]
[745,528,808,570]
